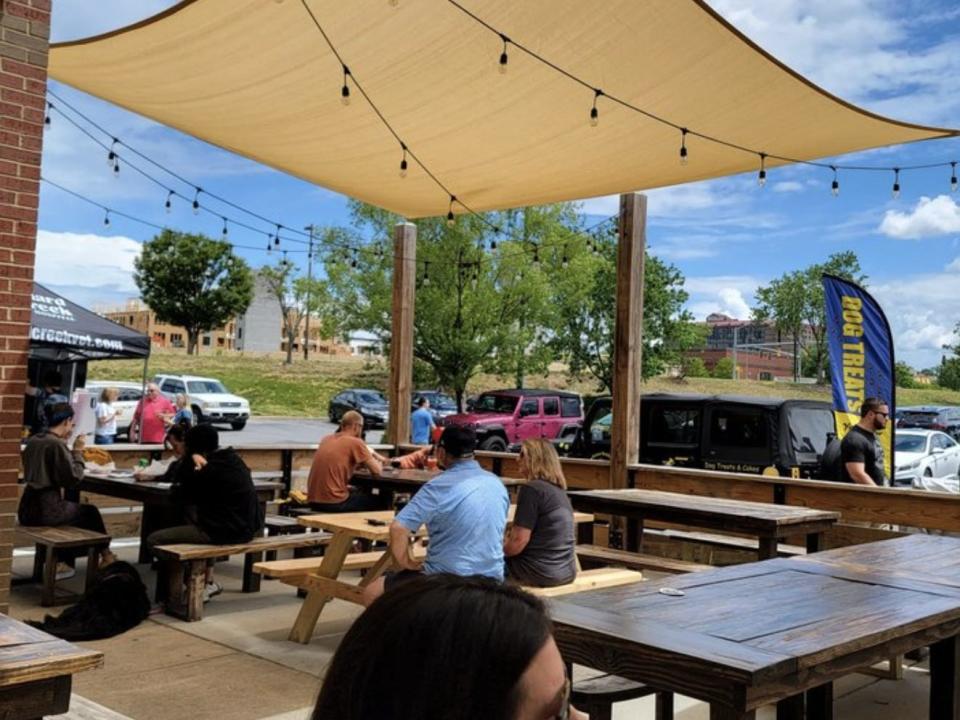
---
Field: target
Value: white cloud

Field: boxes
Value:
[35,231,140,295]
[684,275,761,321]
[878,195,960,239]
[707,0,960,125]
[947,257,960,272]
[772,181,805,193]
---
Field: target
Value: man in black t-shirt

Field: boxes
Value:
[840,397,889,486]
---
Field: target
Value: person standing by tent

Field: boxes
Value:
[94,387,120,445]
[131,383,174,444]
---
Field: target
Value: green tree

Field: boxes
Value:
[317,201,566,408]
[712,357,735,379]
[134,230,254,355]
[681,356,710,378]
[939,358,960,391]
[895,361,918,389]
[550,224,699,392]
[754,251,864,383]
[259,259,336,364]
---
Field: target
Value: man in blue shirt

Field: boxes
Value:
[410,396,435,445]
[362,426,509,605]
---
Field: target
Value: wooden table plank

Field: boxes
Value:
[0,614,102,688]
[551,536,960,717]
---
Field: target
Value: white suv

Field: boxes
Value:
[153,374,251,430]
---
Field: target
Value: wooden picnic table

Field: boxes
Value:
[286,506,595,643]
[0,613,103,717]
[551,534,960,719]
[567,488,840,559]
[72,472,283,563]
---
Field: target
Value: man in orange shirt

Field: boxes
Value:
[308,411,384,511]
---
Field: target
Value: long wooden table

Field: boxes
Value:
[551,534,960,719]
[0,613,103,718]
[73,473,282,563]
[286,507,595,643]
[567,488,840,559]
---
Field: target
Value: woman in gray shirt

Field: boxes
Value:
[504,439,576,587]
[19,402,114,570]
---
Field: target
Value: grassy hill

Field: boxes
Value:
[89,351,960,417]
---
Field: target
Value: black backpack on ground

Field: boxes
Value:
[28,560,151,641]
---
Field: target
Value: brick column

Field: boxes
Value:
[0,0,50,612]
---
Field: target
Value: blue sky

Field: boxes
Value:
[38,0,960,370]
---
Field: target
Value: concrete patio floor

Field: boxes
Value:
[9,543,933,719]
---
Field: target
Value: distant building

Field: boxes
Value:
[102,300,236,350]
[236,276,281,352]
[703,313,816,351]
[685,347,795,381]
[348,331,383,357]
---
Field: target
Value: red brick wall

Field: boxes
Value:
[686,348,795,381]
[0,0,50,612]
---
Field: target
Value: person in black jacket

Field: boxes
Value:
[146,425,263,601]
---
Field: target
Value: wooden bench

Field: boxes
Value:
[576,544,712,575]
[155,532,331,621]
[254,546,428,581]
[522,568,643,598]
[16,526,111,607]
[263,514,309,562]
[571,673,673,720]
[643,528,805,565]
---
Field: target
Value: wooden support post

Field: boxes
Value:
[386,222,417,446]
[609,194,647,549]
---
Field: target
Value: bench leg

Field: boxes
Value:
[184,560,206,622]
[243,552,263,593]
[85,546,100,595]
[806,682,833,720]
[289,532,353,644]
[164,560,185,615]
[41,544,56,607]
[32,542,44,582]
[655,691,674,720]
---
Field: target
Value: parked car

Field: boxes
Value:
[328,388,390,428]
[412,390,458,422]
[153,374,250,430]
[84,380,144,440]
[563,393,836,479]
[897,406,960,441]
[439,389,583,451]
[893,429,960,488]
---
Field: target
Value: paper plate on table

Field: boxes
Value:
[108,470,135,479]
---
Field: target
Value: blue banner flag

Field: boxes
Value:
[821,274,895,480]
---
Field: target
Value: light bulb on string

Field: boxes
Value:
[274,224,282,246]
[107,138,118,167]
[757,153,767,188]
[532,245,540,270]
[471,266,479,290]
[221,217,229,239]
[561,249,569,269]
[164,190,174,214]
[831,166,839,197]
[498,34,509,74]
[44,102,51,127]
[341,66,351,106]
[490,238,497,251]
[267,240,272,254]
[192,188,201,215]
[446,195,457,227]
[589,89,602,127]
[679,128,688,166]
[951,162,958,193]
[103,209,111,227]
[422,261,430,287]
[350,250,359,270]
[892,168,901,199]
[399,144,408,178]
[112,157,120,177]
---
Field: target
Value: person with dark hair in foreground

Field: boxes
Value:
[19,402,115,577]
[146,425,263,601]
[361,426,509,606]
[313,574,586,720]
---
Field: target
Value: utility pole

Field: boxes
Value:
[303,224,315,360]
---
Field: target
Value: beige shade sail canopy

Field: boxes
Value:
[49,0,957,219]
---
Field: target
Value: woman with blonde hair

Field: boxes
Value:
[503,438,577,587]
[94,387,119,445]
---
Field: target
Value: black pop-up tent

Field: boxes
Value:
[31,283,150,361]
[27,284,151,426]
